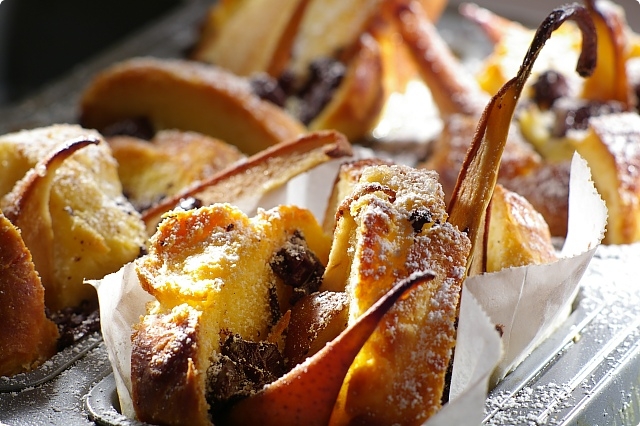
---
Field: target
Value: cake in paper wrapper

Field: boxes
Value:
[91,148,606,425]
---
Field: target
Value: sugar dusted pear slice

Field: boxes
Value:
[1,137,98,299]
[0,125,147,311]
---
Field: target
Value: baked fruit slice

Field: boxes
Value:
[108,130,245,212]
[0,209,59,377]
[0,125,147,311]
[79,57,306,155]
[141,130,352,234]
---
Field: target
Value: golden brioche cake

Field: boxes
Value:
[486,184,558,273]
[0,210,59,377]
[0,124,147,311]
[132,203,332,425]
[79,57,306,155]
[322,164,471,425]
[108,130,245,212]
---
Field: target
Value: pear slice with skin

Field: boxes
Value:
[222,271,435,426]
[582,0,633,107]
[141,130,352,235]
[1,137,99,288]
[447,3,597,276]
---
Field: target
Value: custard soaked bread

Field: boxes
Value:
[132,203,332,424]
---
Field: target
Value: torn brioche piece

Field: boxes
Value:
[132,203,332,425]
[486,184,558,273]
[0,125,147,311]
[0,210,59,377]
[108,130,245,212]
[322,164,471,425]
[569,112,640,244]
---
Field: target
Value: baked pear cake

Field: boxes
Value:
[132,203,332,425]
[0,124,147,311]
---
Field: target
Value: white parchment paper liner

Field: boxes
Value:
[89,151,606,424]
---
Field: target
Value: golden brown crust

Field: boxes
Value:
[131,304,211,426]
[0,210,59,377]
[487,184,558,272]
[572,112,640,243]
[80,57,305,155]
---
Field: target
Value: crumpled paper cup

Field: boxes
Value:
[89,151,605,425]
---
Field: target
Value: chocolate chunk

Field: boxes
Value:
[552,99,626,136]
[297,58,346,125]
[99,117,155,140]
[207,334,285,414]
[270,231,325,304]
[409,208,434,233]
[249,73,288,107]
[49,300,101,351]
[531,70,569,110]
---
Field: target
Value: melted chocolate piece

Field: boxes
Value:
[270,231,325,304]
[249,73,287,108]
[99,117,155,140]
[531,70,569,110]
[207,334,285,415]
[49,300,101,351]
[552,99,625,136]
[297,58,346,125]
[409,208,434,233]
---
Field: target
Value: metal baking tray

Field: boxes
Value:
[1,1,639,425]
